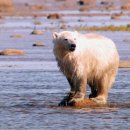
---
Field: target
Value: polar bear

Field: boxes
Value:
[53,31,119,106]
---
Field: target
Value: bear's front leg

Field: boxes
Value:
[89,75,109,105]
[68,78,87,105]
[58,91,75,106]
[58,78,75,106]
[89,85,98,98]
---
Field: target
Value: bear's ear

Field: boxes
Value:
[53,32,59,39]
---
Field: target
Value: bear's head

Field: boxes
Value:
[53,31,78,52]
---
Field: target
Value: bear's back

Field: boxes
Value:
[85,33,106,40]
[76,33,119,67]
[77,33,116,54]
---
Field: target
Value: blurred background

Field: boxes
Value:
[1,0,130,30]
[0,0,130,130]
[0,0,130,28]
[1,0,130,13]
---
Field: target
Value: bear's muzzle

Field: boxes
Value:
[69,44,76,51]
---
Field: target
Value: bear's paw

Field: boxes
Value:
[90,96,107,105]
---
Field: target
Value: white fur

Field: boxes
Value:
[53,31,119,95]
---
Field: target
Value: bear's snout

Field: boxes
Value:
[69,44,76,51]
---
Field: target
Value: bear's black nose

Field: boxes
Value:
[69,44,76,51]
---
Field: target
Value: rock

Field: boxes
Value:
[78,0,96,6]
[78,0,96,11]
[78,0,84,5]
[0,0,13,12]
[123,38,130,43]
[0,49,25,56]
[24,3,29,7]
[0,16,3,19]
[100,1,114,10]
[100,1,109,5]
[31,5,43,10]
[10,34,23,38]
[106,6,115,11]
[68,98,122,109]
[111,14,121,20]
[79,7,90,11]
[34,21,42,25]
[59,19,66,24]
[33,42,45,47]
[119,60,130,68]
[78,19,84,22]
[70,98,103,108]
[31,29,44,35]
[47,13,61,19]
[121,3,130,10]
[60,24,67,29]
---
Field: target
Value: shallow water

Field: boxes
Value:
[0,66,130,129]
[0,17,130,129]
[1,14,130,29]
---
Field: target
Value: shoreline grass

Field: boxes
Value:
[75,25,130,31]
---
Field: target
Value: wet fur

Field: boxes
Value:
[53,31,119,105]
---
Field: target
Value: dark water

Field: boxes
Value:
[0,17,130,129]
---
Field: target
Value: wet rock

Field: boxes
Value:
[111,14,121,20]
[47,13,61,19]
[100,1,109,5]
[71,99,121,109]
[100,1,114,10]
[33,42,45,47]
[0,0,13,12]
[79,7,90,11]
[31,5,43,10]
[78,19,84,22]
[78,0,96,6]
[0,15,3,19]
[59,19,66,24]
[31,29,44,35]
[34,21,42,25]
[0,49,25,56]
[123,38,130,43]
[78,0,84,5]
[119,60,130,68]
[24,3,29,7]
[121,3,130,10]
[106,6,115,11]
[10,34,23,38]
[60,24,67,29]
[70,98,98,108]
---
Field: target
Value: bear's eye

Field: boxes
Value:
[64,38,68,41]
[74,38,76,40]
